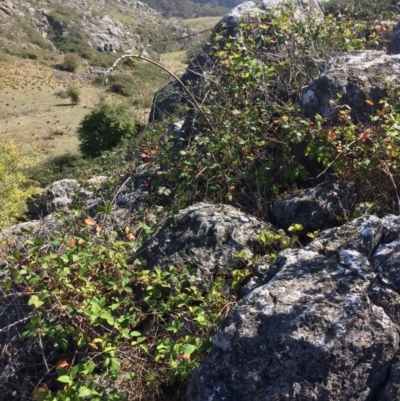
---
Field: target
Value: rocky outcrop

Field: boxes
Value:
[301,50,400,122]
[186,214,400,401]
[138,203,285,288]
[0,0,24,17]
[388,20,400,54]
[150,0,323,122]
[26,171,156,218]
[5,188,400,401]
[260,0,323,17]
[0,0,200,61]
[27,179,83,216]
[272,181,357,231]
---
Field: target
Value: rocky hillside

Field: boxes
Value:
[4,1,400,401]
[0,0,206,62]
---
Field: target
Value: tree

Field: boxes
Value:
[77,103,136,158]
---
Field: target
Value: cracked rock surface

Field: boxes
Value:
[186,215,400,401]
[301,51,400,123]
[272,180,357,231]
[139,203,284,288]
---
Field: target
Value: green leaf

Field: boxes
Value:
[181,344,197,355]
[57,375,73,385]
[78,387,93,397]
[28,295,44,308]
[140,343,149,353]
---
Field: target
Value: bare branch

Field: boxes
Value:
[105,54,213,130]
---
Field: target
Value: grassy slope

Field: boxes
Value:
[180,16,222,31]
[0,1,221,165]
[0,56,174,162]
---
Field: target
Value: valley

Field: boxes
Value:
[0,0,220,162]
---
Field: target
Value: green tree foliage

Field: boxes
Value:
[77,103,136,158]
[0,139,38,229]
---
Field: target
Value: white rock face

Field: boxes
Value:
[222,0,323,23]
[260,0,323,17]
[302,50,400,122]
[223,1,261,22]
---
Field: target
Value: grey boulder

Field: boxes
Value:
[186,214,400,401]
[138,203,284,288]
[272,181,357,232]
[301,51,400,122]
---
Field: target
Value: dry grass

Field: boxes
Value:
[0,56,153,161]
[180,16,222,31]
[0,48,189,164]
[160,50,189,74]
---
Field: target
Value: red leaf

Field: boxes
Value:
[359,132,368,142]
[56,360,69,368]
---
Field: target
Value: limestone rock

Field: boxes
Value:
[307,215,383,258]
[27,179,81,217]
[186,214,400,401]
[272,181,357,232]
[301,51,400,122]
[260,0,323,17]
[138,203,283,288]
[388,21,400,55]
[48,179,80,199]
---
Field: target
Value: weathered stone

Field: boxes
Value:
[373,237,400,292]
[301,51,400,122]
[27,179,81,217]
[260,0,323,17]
[138,203,282,288]
[48,179,80,199]
[306,215,383,258]
[272,181,357,232]
[186,230,399,401]
[388,21,400,55]
[0,215,58,251]
[381,214,400,244]
[381,357,400,400]
[49,196,72,211]
[222,1,261,26]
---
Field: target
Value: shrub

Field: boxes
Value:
[122,56,138,69]
[0,139,38,229]
[62,53,80,72]
[4,205,250,399]
[107,74,135,97]
[66,86,80,104]
[153,4,392,215]
[323,0,396,20]
[77,103,136,158]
